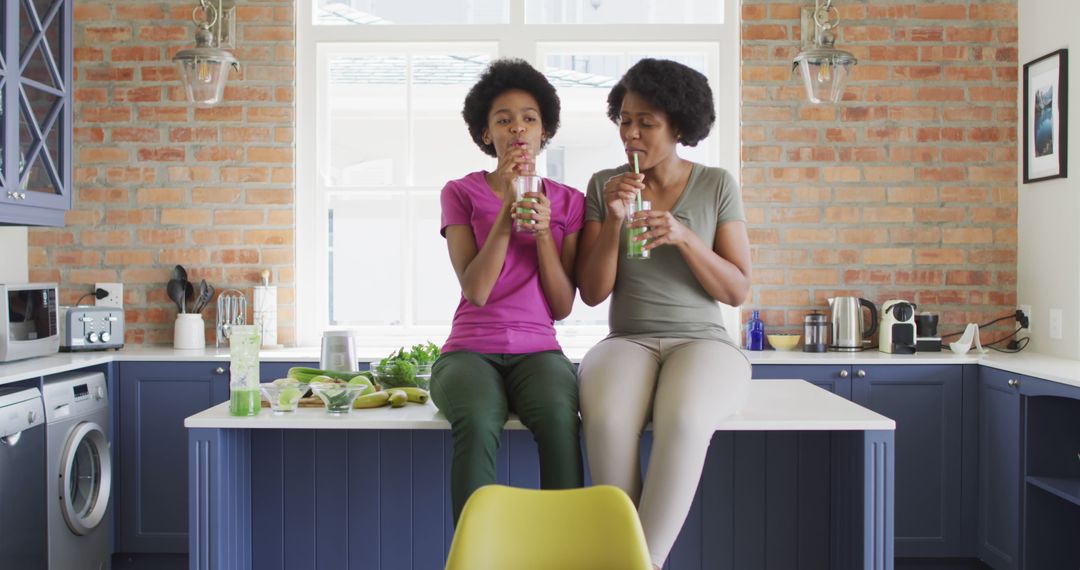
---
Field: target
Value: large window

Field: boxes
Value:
[297,0,740,349]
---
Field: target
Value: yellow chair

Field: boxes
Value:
[444,484,652,570]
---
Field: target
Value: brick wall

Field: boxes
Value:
[28,0,296,346]
[741,0,1018,340]
[28,0,1018,347]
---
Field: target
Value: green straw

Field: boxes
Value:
[632,152,642,210]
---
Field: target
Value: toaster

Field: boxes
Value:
[879,300,917,354]
[59,306,124,352]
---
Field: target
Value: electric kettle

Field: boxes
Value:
[827,296,878,351]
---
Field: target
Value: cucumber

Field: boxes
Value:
[287,367,358,383]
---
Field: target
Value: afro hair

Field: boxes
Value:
[462,58,561,157]
[606,58,715,147]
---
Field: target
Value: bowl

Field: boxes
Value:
[369,361,431,390]
[767,333,801,351]
[260,380,309,414]
[309,382,369,414]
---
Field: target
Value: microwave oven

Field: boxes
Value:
[1,283,60,362]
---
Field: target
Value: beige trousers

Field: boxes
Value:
[578,337,750,567]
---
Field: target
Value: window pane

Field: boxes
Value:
[411,193,460,324]
[322,51,493,188]
[316,0,509,25]
[528,0,725,24]
[328,192,405,325]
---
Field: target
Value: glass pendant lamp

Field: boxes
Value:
[173,0,239,107]
[793,0,857,104]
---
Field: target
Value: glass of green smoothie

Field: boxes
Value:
[229,325,262,416]
[626,199,651,259]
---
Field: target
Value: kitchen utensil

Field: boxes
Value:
[803,311,828,352]
[191,280,213,314]
[320,330,358,372]
[184,280,195,312]
[171,265,188,282]
[915,313,942,352]
[827,296,878,351]
[167,279,187,313]
[216,289,247,347]
[173,313,205,349]
[879,300,917,354]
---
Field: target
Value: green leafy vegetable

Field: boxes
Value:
[373,341,440,389]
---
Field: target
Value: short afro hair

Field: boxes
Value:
[462,58,561,157]
[606,58,715,147]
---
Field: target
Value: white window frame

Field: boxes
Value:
[296,0,741,348]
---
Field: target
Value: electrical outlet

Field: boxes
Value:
[1018,304,1032,331]
[1049,308,1063,340]
[95,282,123,308]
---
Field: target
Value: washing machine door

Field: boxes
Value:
[59,421,112,536]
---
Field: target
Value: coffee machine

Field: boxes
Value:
[915,313,942,352]
[879,300,917,354]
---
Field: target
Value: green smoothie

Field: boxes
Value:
[230,388,261,416]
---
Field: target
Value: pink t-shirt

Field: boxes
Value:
[440,171,585,354]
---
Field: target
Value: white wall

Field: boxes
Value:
[1018,0,1080,357]
[0,227,29,283]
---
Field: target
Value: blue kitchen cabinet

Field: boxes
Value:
[115,360,313,554]
[0,0,73,226]
[977,367,1022,570]
[116,362,230,553]
[1018,377,1080,569]
[852,364,966,558]
[116,360,314,554]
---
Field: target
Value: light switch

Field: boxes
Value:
[1049,308,1063,340]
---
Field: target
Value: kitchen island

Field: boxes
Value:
[186,379,895,570]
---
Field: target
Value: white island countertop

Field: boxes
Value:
[185,379,896,432]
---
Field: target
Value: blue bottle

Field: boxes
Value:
[746,310,766,351]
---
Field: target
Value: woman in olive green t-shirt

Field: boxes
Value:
[575,58,753,570]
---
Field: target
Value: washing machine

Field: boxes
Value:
[44,371,113,570]
[0,386,47,569]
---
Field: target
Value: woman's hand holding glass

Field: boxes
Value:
[602,172,645,221]
[512,190,552,236]
[630,209,692,250]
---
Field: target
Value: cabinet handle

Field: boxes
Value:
[839,370,849,378]
[215,367,226,375]
[1007,378,1019,388]
[856,369,866,378]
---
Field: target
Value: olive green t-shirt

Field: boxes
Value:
[584,162,746,343]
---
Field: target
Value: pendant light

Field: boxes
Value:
[793,0,857,104]
[173,0,239,107]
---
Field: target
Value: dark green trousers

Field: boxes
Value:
[431,350,584,523]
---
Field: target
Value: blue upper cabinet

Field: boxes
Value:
[0,0,73,226]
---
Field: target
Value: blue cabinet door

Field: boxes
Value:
[977,367,1021,570]
[117,361,230,553]
[259,361,316,382]
[752,364,853,399]
[0,0,73,226]
[852,364,964,557]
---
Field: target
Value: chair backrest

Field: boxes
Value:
[445,485,652,570]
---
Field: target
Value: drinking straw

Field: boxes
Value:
[632,152,642,210]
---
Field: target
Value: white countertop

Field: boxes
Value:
[2,345,1080,391]
[184,379,896,431]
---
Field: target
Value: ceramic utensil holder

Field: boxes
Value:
[174,314,206,350]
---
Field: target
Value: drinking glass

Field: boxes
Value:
[626,199,651,259]
[229,325,262,416]
[514,175,540,232]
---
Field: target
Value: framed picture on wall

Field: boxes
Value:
[1023,48,1068,183]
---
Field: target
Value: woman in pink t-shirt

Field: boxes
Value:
[432,58,585,523]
